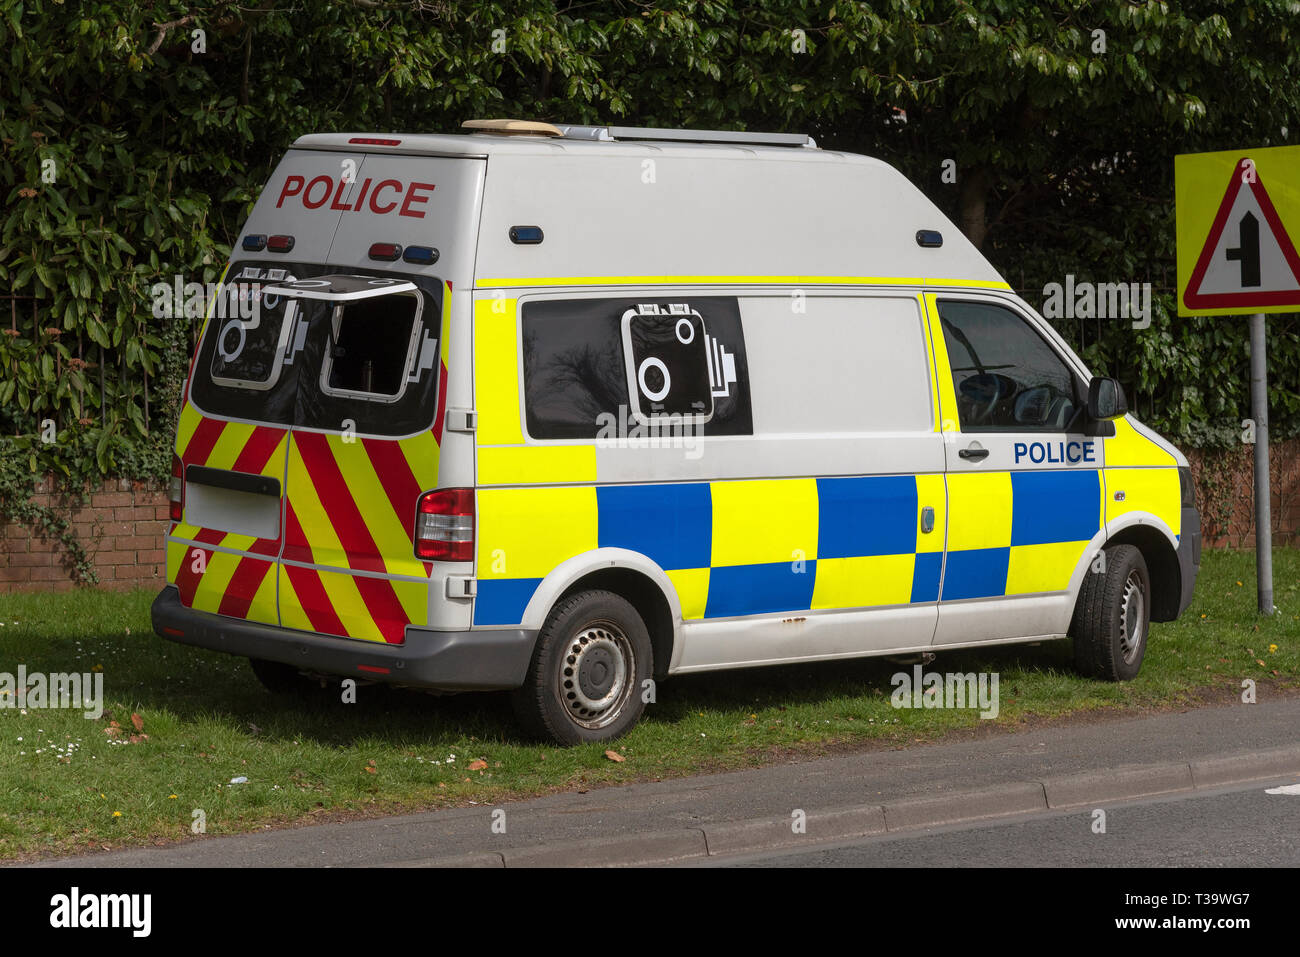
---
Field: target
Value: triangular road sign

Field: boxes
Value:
[1183,157,1300,310]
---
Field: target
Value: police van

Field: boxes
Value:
[151,119,1201,744]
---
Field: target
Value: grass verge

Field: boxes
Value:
[1,547,1297,860]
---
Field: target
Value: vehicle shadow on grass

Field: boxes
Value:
[123,636,1081,750]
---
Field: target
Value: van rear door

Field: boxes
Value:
[263,275,445,645]
[170,266,308,624]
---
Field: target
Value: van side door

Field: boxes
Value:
[927,295,1103,645]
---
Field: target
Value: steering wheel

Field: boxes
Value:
[959,373,1011,424]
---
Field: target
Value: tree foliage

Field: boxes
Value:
[1,0,1298,496]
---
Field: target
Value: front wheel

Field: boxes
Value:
[511,590,653,745]
[1070,544,1151,681]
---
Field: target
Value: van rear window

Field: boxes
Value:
[208,272,298,390]
[189,261,443,437]
[321,293,420,400]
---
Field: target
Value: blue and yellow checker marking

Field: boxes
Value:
[943,469,1102,600]
[473,469,1104,625]
[476,475,947,626]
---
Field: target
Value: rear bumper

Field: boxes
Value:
[1176,505,1202,618]
[151,586,536,691]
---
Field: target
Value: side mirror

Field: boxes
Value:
[1087,377,1128,420]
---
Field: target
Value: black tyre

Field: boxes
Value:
[511,589,653,745]
[1070,544,1151,681]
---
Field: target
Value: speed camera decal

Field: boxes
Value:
[621,303,716,422]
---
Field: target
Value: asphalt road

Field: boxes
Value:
[699,780,1300,867]
[25,695,1300,868]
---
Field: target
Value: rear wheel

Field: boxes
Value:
[511,589,653,745]
[1070,544,1150,681]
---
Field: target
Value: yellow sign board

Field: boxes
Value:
[1175,145,1300,316]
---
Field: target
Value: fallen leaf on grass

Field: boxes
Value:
[604,749,625,763]
[364,759,377,774]
[130,713,143,732]
[468,759,488,771]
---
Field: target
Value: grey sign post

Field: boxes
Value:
[1176,146,1300,618]
[1248,313,1273,615]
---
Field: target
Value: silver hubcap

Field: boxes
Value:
[560,620,634,730]
[1118,571,1146,665]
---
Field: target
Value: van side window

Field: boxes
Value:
[521,297,752,439]
[740,296,932,434]
[320,292,420,401]
[938,300,1080,432]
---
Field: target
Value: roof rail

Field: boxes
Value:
[599,125,816,148]
[464,119,816,148]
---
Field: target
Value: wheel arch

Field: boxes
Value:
[519,548,682,679]
[1105,516,1182,622]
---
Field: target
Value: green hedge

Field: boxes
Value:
[2,0,1298,501]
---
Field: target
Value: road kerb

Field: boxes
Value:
[703,805,886,857]
[502,828,708,868]
[1043,762,1194,809]
[883,782,1048,831]
[1190,745,1300,789]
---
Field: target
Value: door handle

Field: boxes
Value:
[920,506,935,534]
[958,446,989,461]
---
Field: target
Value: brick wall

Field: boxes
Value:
[1,439,1298,592]
[1187,438,1300,549]
[0,476,169,592]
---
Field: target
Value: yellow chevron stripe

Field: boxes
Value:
[439,280,453,368]
[277,567,314,632]
[392,578,429,627]
[174,403,203,457]
[245,559,279,625]
[398,430,440,491]
[189,548,242,614]
[314,567,385,642]
[286,436,348,569]
[165,539,187,583]
[327,434,423,577]
[204,420,255,471]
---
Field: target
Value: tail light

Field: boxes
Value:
[169,454,185,522]
[415,488,474,561]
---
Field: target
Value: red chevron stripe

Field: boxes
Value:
[291,433,411,643]
[351,575,409,644]
[182,414,226,466]
[217,556,273,619]
[293,432,387,573]
[283,563,348,637]
[173,544,209,607]
[361,437,422,543]
[232,425,286,474]
[282,499,314,565]
[431,359,448,445]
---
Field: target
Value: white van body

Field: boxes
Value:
[153,123,1201,743]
